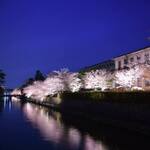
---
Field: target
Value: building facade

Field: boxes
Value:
[113,47,150,70]
[80,46,150,90]
[81,47,150,73]
[113,46,150,90]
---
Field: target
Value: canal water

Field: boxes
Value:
[0,97,150,150]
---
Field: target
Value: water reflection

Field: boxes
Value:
[0,98,150,150]
[12,96,20,102]
[0,98,4,113]
[84,135,108,150]
[1,96,12,110]
[23,103,108,150]
[68,128,81,148]
[23,103,64,143]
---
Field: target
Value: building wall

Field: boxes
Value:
[113,47,150,90]
[80,46,150,90]
[141,68,150,90]
[114,47,150,70]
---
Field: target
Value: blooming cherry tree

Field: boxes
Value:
[83,70,108,91]
[11,88,22,95]
[66,73,82,92]
[54,69,82,92]
[23,76,64,101]
[23,69,82,101]
[115,66,143,89]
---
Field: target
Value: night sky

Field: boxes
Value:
[0,0,150,88]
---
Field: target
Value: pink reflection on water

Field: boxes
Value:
[68,128,81,149]
[84,134,108,150]
[23,103,64,143]
[23,103,108,150]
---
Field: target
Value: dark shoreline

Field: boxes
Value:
[19,91,150,136]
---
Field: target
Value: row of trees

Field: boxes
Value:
[21,70,45,88]
[12,65,148,102]
[0,70,5,94]
[23,69,82,101]
[0,70,5,86]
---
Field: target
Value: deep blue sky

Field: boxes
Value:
[0,0,150,88]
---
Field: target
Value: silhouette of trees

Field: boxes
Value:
[0,69,5,85]
[0,69,5,95]
[35,70,45,81]
[21,78,35,88]
[0,100,4,112]
[20,70,45,89]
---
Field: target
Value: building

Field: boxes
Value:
[113,46,150,70]
[80,46,150,90]
[80,59,115,73]
[113,46,150,90]
[81,46,150,72]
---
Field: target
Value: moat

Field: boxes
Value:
[0,96,150,150]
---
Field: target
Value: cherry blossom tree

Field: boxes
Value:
[23,76,64,101]
[66,73,82,92]
[11,88,22,95]
[53,68,82,92]
[83,70,109,91]
[23,69,82,101]
[115,66,143,89]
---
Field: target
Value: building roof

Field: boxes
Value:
[84,59,114,68]
[80,59,114,72]
[113,46,150,59]
[80,46,150,72]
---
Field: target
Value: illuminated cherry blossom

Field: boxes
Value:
[54,68,82,92]
[83,70,109,91]
[14,64,149,102]
[115,66,143,89]
[23,76,64,101]
[23,69,81,101]
[11,88,22,95]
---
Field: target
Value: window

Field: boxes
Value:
[145,53,149,62]
[124,59,128,65]
[144,53,150,64]
[145,80,150,87]
[130,57,134,62]
[118,61,121,70]
[137,56,141,60]
[137,78,142,87]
